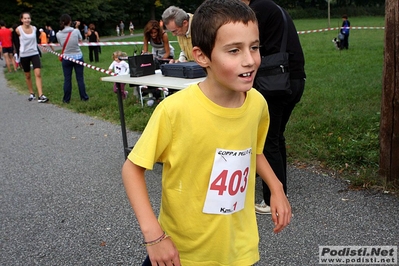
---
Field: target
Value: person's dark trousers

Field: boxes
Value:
[142,255,151,266]
[62,58,89,102]
[89,46,99,62]
[340,34,349,50]
[260,78,305,206]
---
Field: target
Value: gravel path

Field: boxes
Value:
[1,66,398,265]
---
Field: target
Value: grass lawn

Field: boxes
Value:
[5,16,391,189]
[291,16,385,187]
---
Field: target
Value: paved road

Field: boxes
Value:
[1,67,398,265]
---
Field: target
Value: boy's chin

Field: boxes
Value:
[234,86,253,93]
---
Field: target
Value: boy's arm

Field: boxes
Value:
[256,154,292,233]
[121,159,180,265]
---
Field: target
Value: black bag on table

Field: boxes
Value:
[160,62,206,79]
[128,54,155,77]
[254,5,291,96]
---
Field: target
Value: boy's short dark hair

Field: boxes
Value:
[191,0,257,60]
[342,14,348,19]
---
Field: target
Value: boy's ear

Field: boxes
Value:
[192,46,209,68]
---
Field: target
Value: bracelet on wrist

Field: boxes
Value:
[142,231,170,247]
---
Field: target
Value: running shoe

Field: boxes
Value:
[255,200,271,214]
[28,93,36,101]
[38,94,49,103]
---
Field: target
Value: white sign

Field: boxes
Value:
[203,148,251,215]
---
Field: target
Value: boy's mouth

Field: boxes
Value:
[240,72,252,77]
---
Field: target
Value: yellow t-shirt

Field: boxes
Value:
[128,84,269,265]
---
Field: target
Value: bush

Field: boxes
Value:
[287,6,385,19]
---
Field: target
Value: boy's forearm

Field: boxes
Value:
[121,159,164,241]
[256,154,292,233]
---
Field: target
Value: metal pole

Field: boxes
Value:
[116,82,130,159]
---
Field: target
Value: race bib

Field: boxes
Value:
[203,148,251,215]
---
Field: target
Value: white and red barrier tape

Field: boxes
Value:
[38,45,167,93]
[297,26,384,35]
[39,25,384,75]
[39,26,386,47]
[41,41,145,47]
[38,44,117,76]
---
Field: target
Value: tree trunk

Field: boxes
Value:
[379,0,399,184]
[150,4,156,20]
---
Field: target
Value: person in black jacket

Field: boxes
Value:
[241,0,306,214]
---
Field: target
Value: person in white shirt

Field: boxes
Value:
[15,12,49,103]
[108,50,129,99]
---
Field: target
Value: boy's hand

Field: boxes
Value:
[270,193,292,233]
[255,154,292,233]
[147,238,181,266]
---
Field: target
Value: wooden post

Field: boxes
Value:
[328,0,331,28]
[379,0,399,184]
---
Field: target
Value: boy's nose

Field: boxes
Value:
[243,51,256,67]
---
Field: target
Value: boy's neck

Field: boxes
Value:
[199,79,246,108]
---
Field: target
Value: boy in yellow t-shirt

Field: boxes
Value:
[121,0,292,265]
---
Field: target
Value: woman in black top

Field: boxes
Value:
[87,23,100,62]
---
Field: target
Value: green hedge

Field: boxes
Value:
[287,6,385,19]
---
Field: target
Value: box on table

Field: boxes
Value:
[128,54,155,77]
[160,62,206,79]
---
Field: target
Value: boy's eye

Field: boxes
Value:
[228,48,240,54]
[251,45,260,51]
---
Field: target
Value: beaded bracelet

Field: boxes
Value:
[142,232,170,247]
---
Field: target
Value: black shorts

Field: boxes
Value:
[20,54,41,72]
[2,47,13,54]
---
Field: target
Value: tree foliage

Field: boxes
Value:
[0,0,385,33]
[2,0,138,33]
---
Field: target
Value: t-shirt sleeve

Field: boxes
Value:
[122,61,130,75]
[75,29,82,40]
[127,103,172,169]
[256,95,270,155]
